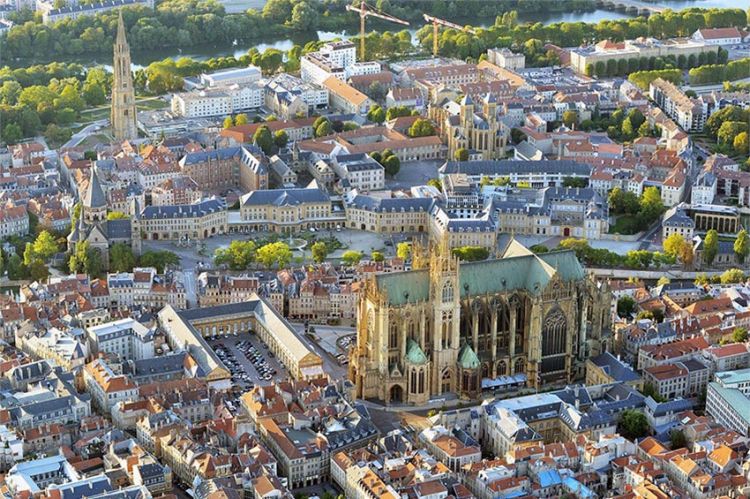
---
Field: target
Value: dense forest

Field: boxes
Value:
[2,0,744,61]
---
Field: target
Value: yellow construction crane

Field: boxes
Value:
[423,14,477,56]
[346,1,409,61]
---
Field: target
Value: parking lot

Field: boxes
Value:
[208,333,289,389]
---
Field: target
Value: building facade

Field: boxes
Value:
[349,239,611,404]
[431,94,509,161]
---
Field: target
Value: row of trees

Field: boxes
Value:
[663,229,749,270]
[555,238,676,269]
[627,68,682,91]
[366,104,422,125]
[588,49,724,79]
[213,239,393,269]
[689,57,750,85]
[214,240,293,269]
[451,246,489,261]
[700,228,750,265]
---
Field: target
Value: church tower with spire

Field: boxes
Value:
[111,12,137,142]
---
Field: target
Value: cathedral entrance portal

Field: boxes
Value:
[389,384,404,404]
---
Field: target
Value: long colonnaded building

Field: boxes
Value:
[158,296,324,389]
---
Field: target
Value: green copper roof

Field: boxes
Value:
[458,343,480,369]
[374,250,584,306]
[405,338,428,365]
[458,250,583,298]
[375,269,430,306]
[537,250,586,281]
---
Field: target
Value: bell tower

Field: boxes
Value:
[429,235,461,394]
[111,12,138,142]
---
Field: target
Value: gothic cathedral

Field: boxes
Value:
[111,12,138,142]
[349,238,611,405]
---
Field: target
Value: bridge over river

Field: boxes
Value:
[596,0,666,16]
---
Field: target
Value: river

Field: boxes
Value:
[103,0,740,68]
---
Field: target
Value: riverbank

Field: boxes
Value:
[3,3,617,69]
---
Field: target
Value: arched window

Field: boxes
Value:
[389,321,399,349]
[441,369,451,393]
[542,308,567,356]
[442,281,453,303]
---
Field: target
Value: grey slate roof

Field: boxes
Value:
[645,396,695,417]
[179,147,241,166]
[347,194,434,213]
[84,170,106,209]
[439,159,591,176]
[106,219,132,239]
[589,352,640,383]
[128,352,187,378]
[141,198,225,220]
[241,188,329,207]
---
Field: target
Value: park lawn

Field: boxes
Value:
[137,97,168,110]
[609,214,642,235]
[79,97,167,123]
[79,106,111,122]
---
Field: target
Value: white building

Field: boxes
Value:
[199,65,261,87]
[487,47,525,70]
[691,27,744,46]
[83,358,139,413]
[5,455,79,494]
[171,83,263,118]
[0,424,23,469]
[706,368,750,436]
[40,0,154,24]
[301,40,381,85]
[264,74,329,116]
[0,205,29,238]
[87,318,154,361]
[691,170,717,205]
[649,78,707,132]
[331,153,385,192]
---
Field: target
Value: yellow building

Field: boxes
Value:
[135,198,227,241]
[237,188,343,234]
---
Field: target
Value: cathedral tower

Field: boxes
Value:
[111,12,138,142]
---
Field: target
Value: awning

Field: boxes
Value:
[481,373,527,389]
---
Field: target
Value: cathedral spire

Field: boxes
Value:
[111,11,138,142]
[116,10,127,46]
